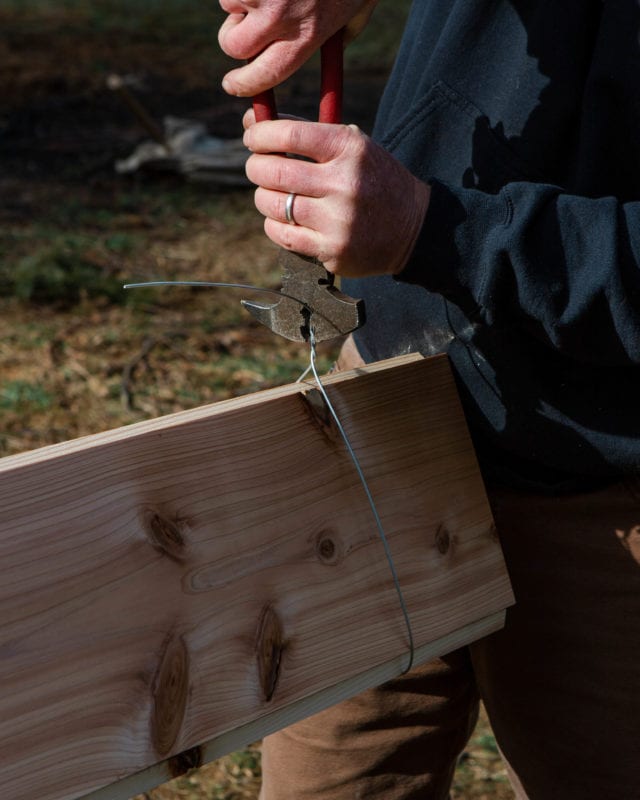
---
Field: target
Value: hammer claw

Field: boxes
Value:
[242,250,365,342]
[242,297,312,342]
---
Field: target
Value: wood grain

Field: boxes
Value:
[0,354,514,800]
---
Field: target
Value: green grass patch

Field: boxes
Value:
[475,732,500,755]
[0,380,53,412]
[3,234,124,306]
[0,185,260,307]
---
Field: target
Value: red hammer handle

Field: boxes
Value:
[252,87,278,123]
[252,28,344,124]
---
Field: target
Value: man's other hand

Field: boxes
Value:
[218,0,377,97]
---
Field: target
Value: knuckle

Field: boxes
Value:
[244,153,259,183]
[280,226,297,251]
[257,60,281,90]
[348,128,369,163]
[282,122,306,155]
[218,29,251,60]
[272,157,295,189]
[229,71,256,96]
[262,4,284,29]
[276,192,289,221]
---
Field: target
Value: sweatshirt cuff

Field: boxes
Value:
[395,178,511,302]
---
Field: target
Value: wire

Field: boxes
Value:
[296,364,313,383]
[125,278,415,673]
[308,328,415,674]
[123,280,310,308]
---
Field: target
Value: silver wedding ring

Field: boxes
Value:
[285,192,297,225]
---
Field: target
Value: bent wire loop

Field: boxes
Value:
[124,279,416,674]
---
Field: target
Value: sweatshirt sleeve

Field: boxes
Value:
[397,179,640,366]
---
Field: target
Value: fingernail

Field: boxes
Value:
[222,78,234,95]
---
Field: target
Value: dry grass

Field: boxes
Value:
[0,187,328,457]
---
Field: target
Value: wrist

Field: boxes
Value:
[390,179,431,276]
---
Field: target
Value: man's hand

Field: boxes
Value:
[218,0,377,97]
[243,115,430,278]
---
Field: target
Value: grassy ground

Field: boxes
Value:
[0,184,323,456]
[1,1,512,797]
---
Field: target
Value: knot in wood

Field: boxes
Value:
[435,525,451,555]
[151,634,190,757]
[255,604,285,703]
[144,509,188,562]
[315,530,342,566]
[319,537,336,561]
[299,389,339,443]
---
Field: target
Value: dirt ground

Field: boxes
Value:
[0,3,513,798]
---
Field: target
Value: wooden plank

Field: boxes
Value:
[86,610,506,800]
[0,354,514,800]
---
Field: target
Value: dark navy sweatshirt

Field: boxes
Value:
[343,0,640,492]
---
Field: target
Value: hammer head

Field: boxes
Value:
[242,249,365,342]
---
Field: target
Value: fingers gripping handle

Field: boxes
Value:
[252,29,344,123]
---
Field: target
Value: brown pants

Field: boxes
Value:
[260,478,640,799]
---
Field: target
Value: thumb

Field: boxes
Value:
[222,39,311,97]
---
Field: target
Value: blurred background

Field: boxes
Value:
[0,2,512,796]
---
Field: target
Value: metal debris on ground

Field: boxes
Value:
[115,116,250,186]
